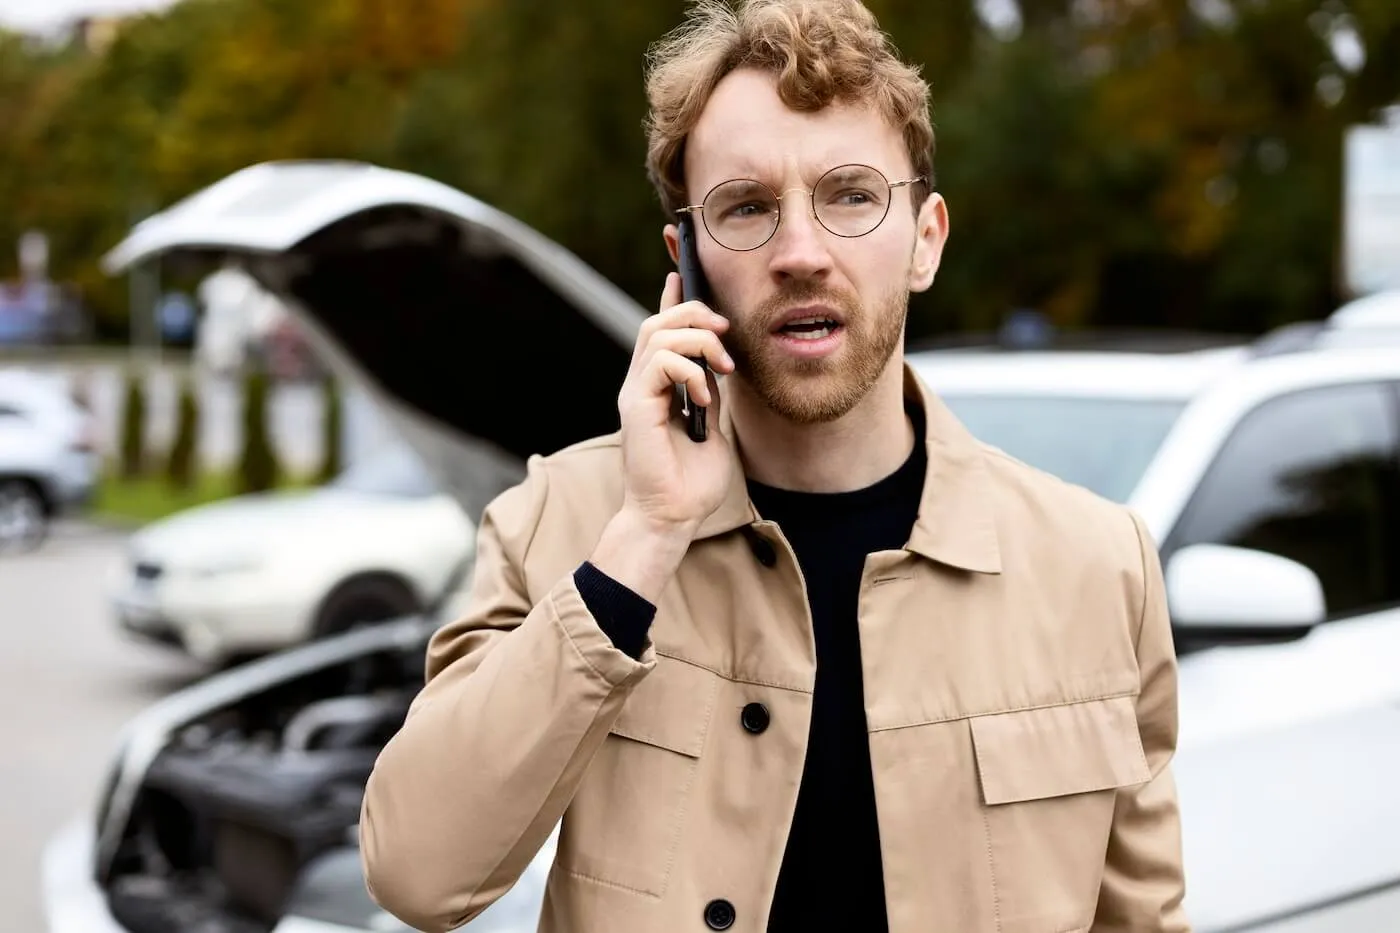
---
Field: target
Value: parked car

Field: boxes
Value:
[110,442,475,665]
[41,161,1400,933]
[908,296,1400,932]
[0,368,99,551]
[907,293,1400,655]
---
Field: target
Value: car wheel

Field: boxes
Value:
[312,574,419,638]
[0,479,49,554]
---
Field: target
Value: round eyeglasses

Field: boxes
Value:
[677,163,926,252]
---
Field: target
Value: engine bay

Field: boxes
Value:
[102,644,424,933]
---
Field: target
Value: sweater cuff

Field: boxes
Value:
[573,561,656,660]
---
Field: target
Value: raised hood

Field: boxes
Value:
[104,160,649,523]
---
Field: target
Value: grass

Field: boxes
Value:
[92,469,317,526]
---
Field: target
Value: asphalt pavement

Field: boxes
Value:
[0,522,206,932]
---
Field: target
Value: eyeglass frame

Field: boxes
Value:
[676,163,928,252]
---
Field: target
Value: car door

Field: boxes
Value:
[1163,381,1400,626]
[1162,379,1400,931]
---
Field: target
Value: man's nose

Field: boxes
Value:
[766,195,832,281]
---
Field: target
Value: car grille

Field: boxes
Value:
[133,561,164,581]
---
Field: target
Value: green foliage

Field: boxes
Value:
[317,375,343,484]
[118,369,146,479]
[236,367,279,495]
[164,375,199,489]
[2,0,1399,341]
[928,35,1112,332]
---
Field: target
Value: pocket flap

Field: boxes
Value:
[609,654,716,758]
[970,695,1151,805]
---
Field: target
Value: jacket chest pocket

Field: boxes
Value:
[970,694,1151,933]
[557,654,718,899]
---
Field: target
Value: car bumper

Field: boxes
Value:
[41,816,127,933]
[111,578,309,662]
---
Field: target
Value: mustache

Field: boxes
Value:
[753,280,860,321]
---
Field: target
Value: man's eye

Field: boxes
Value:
[726,202,768,218]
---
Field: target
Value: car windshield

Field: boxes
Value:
[936,394,1188,503]
[331,445,439,498]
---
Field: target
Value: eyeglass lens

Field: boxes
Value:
[700,164,896,251]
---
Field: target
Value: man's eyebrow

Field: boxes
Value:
[703,162,770,184]
[704,157,877,187]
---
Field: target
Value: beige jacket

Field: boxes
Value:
[360,366,1190,933]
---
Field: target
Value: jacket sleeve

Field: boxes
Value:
[1093,510,1192,932]
[360,455,655,933]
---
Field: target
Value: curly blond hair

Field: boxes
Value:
[643,0,934,218]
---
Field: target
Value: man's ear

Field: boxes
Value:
[908,193,949,294]
[663,223,681,265]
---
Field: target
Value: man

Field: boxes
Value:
[360,1,1191,931]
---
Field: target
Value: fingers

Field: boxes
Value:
[620,274,735,417]
[630,273,733,376]
[658,270,682,314]
[645,350,712,407]
[648,327,733,376]
[637,274,729,355]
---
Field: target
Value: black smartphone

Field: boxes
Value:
[675,214,710,442]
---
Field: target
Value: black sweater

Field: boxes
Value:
[573,412,926,931]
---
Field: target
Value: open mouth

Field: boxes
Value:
[777,317,843,340]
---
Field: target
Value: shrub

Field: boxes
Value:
[317,375,343,484]
[236,368,279,494]
[119,369,147,479]
[164,375,200,489]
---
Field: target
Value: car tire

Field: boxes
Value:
[0,478,49,554]
[312,574,420,638]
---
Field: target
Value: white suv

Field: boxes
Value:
[908,291,1400,635]
[910,291,1400,931]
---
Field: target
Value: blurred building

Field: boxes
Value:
[1344,105,1400,299]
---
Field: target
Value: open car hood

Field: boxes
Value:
[104,160,649,522]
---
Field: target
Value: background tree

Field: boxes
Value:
[236,367,279,494]
[1,0,1397,342]
[118,369,147,479]
[164,374,200,489]
[317,375,343,484]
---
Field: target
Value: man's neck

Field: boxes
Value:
[729,360,916,494]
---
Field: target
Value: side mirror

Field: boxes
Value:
[1166,544,1325,641]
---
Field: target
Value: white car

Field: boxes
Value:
[111,442,477,664]
[0,368,100,552]
[39,162,1400,933]
[908,295,1400,931]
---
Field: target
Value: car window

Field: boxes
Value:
[1164,382,1400,618]
[937,394,1188,503]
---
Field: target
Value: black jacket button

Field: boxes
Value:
[704,898,736,930]
[740,702,770,734]
[744,529,778,567]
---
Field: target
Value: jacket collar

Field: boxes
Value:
[695,363,1003,575]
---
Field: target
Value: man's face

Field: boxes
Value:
[667,67,949,424]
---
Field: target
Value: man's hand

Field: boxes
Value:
[590,272,737,602]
